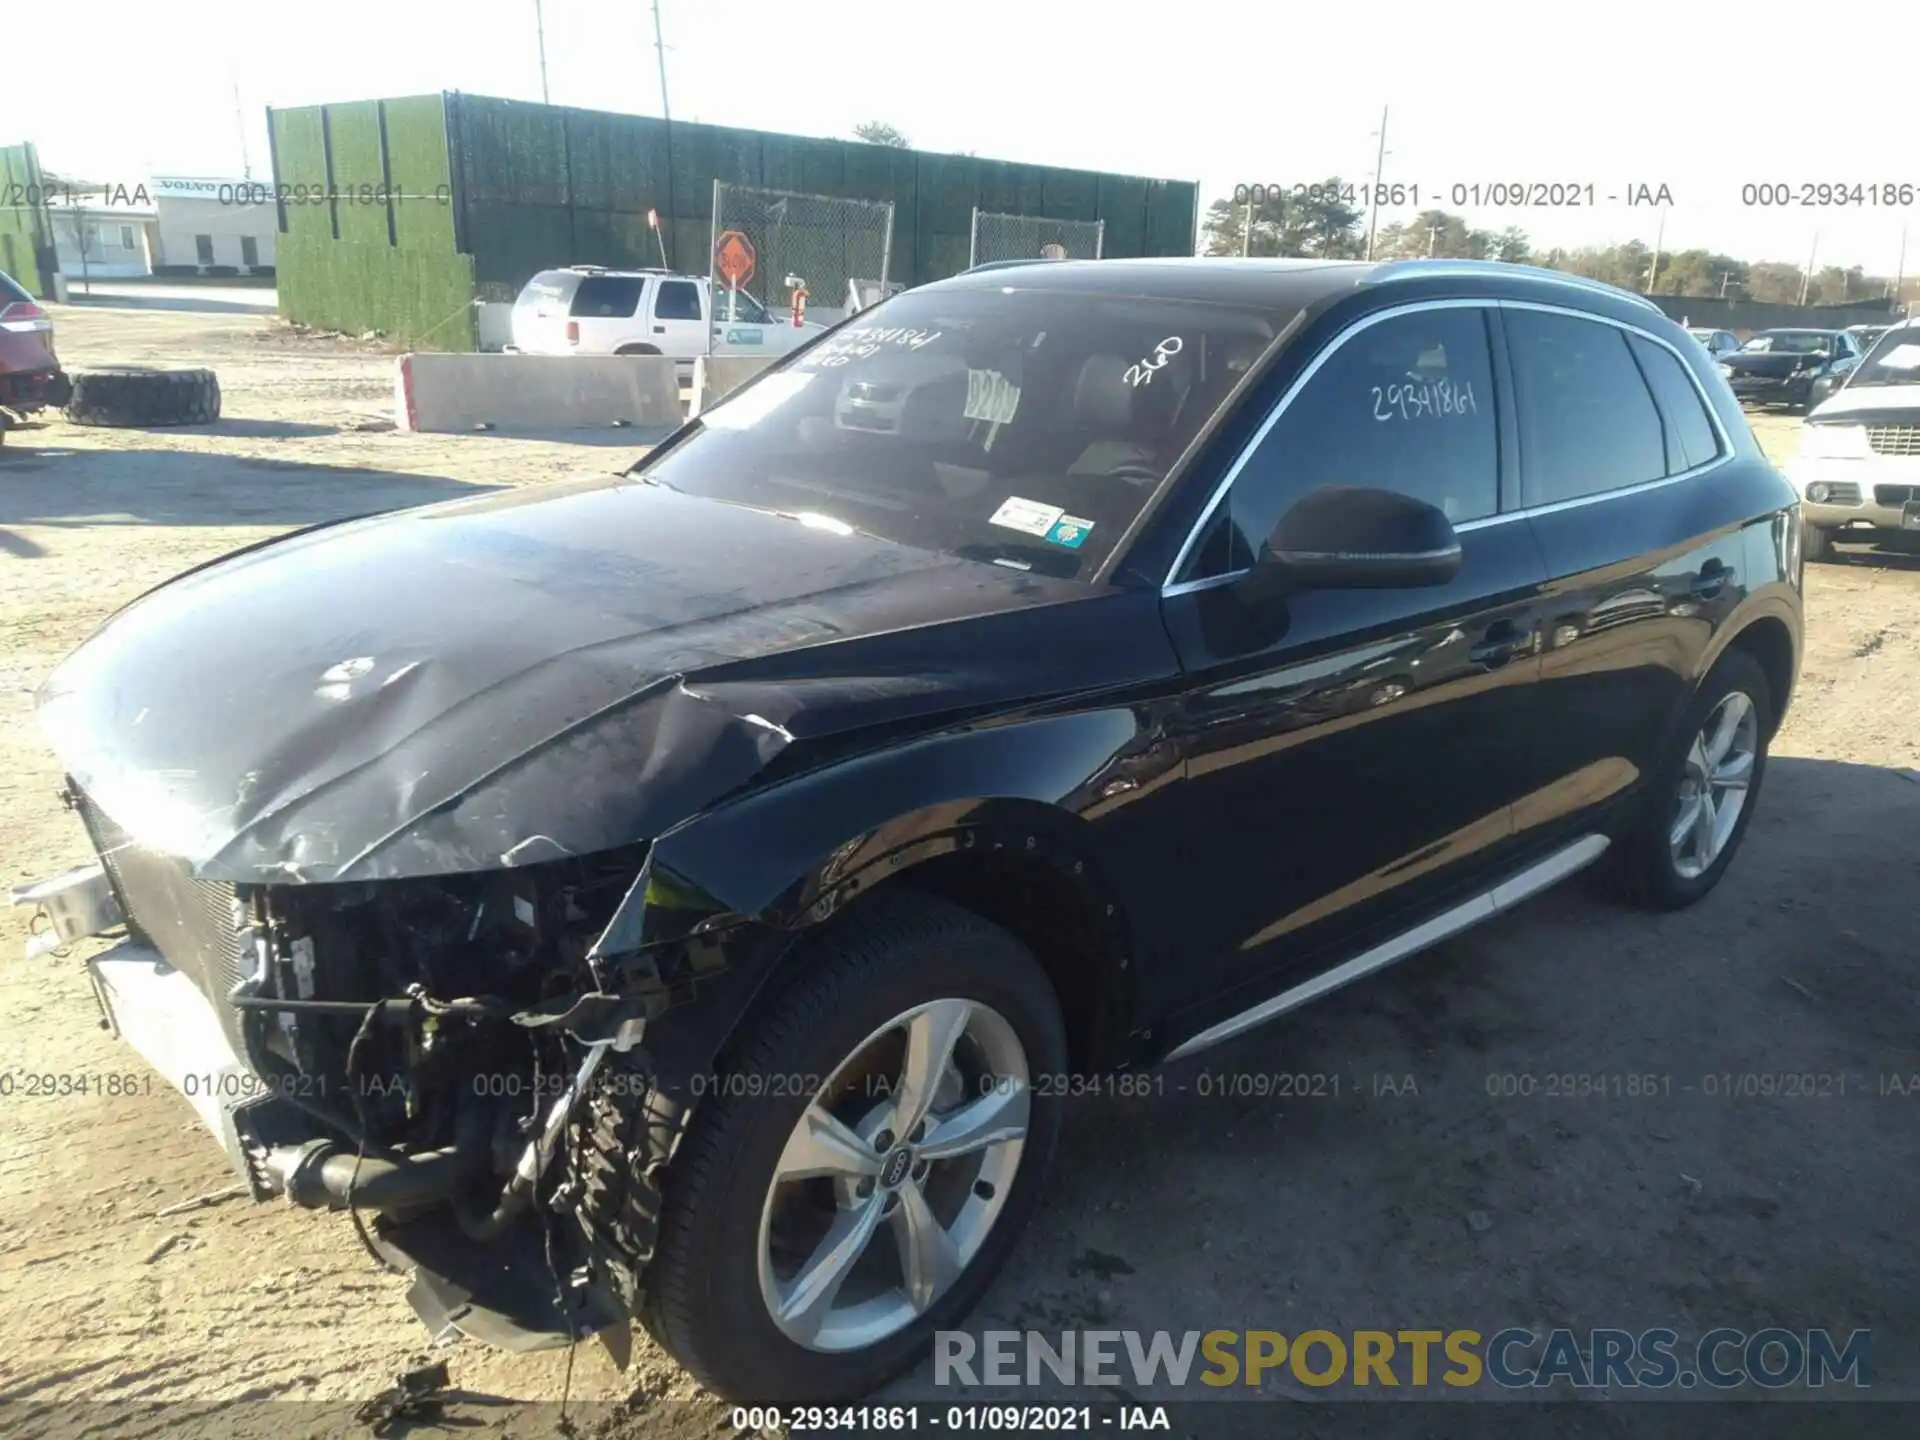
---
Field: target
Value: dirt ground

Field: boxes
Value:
[1,305,1914,1437]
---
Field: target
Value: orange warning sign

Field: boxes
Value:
[714,230,757,289]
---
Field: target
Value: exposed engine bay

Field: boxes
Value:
[35,784,778,1353]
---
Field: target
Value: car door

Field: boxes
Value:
[1502,303,1747,856]
[1156,302,1552,1038]
[711,285,776,357]
[649,277,708,359]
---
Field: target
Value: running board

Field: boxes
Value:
[1161,834,1610,1063]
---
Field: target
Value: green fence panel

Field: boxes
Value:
[383,96,456,252]
[278,230,475,349]
[798,140,846,197]
[465,202,577,288]
[326,101,389,246]
[0,143,53,296]
[1095,174,1148,256]
[1043,168,1099,221]
[271,109,334,246]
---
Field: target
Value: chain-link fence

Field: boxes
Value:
[708,183,894,351]
[968,210,1105,268]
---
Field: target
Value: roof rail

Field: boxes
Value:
[1364,259,1666,316]
[964,258,1056,275]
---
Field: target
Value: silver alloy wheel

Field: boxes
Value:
[1669,690,1759,880]
[756,997,1031,1353]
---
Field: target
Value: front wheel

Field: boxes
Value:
[640,892,1067,1402]
[1600,648,1773,911]
[1803,522,1836,563]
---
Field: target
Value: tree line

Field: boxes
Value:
[1200,179,1896,306]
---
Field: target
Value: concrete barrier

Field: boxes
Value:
[395,353,684,434]
[691,355,780,417]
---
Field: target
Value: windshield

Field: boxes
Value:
[632,287,1292,581]
[1742,331,1831,354]
[1846,327,1920,388]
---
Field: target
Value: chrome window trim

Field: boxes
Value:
[1363,259,1666,317]
[1161,297,1735,597]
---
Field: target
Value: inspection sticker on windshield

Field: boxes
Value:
[989,496,1064,536]
[1045,515,1095,550]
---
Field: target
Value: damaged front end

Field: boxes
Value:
[15,782,786,1354]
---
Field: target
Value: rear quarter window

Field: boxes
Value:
[570,277,645,318]
[1628,335,1724,474]
[0,271,32,305]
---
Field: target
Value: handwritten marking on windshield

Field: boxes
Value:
[1372,376,1478,421]
[1124,336,1184,388]
[804,326,944,368]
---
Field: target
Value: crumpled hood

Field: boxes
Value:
[1723,350,1827,377]
[38,473,1086,883]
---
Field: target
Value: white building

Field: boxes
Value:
[150,176,276,276]
[48,194,158,279]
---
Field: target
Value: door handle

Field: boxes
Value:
[1469,622,1534,670]
[653,324,667,334]
[1690,561,1732,599]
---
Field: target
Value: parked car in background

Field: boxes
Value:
[509,266,824,373]
[1717,328,1863,413]
[16,257,1803,1405]
[1687,327,1741,358]
[0,269,72,447]
[1845,323,1890,352]
[1789,314,1920,559]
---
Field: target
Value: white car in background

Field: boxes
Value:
[1788,315,1920,560]
[508,267,823,372]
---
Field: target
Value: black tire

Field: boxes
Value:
[64,367,221,427]
[637,891,1067,1403]
[1803,522,1837,563]
[1600,648,1773,912]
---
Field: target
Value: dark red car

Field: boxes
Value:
[0,269,72,443]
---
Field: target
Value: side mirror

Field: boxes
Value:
[1243,486,1463,595]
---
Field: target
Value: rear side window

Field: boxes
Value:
[1506,309,1665,506]
[1211,305,1499,576]
[654,280,703,321]
[570,276,644,318]
[1628,335,1723,474]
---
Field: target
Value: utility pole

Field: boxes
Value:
[1893,225,1908,314]
[652,0,673,125]
[653,0,675,268]
[1719,269,1732,298]
[232,70,253,180]
[1427,222,1440,257]
[1798,230,1819,306]
[1646,205,1666,293]
[534,0,551,103]
[1364,106,1389,262]
[1241,197,1253,257]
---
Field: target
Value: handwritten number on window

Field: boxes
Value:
[1371,377,1477,422]
[1124,336,1184,388]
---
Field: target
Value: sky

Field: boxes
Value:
[5,0,1918,276]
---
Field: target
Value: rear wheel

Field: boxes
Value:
[1600,648,1772,911]
[639,892,1066,1403]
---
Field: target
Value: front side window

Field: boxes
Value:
[1193,306,1499,579]
[570,276,644,318]
[715,287,773,325]
[636,286,1295,582]
[653,280,703,321]
[1506,308,1666,506]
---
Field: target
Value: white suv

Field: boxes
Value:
[1788,315,1920,559]
[508,267,822,370]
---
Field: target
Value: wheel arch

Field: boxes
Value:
[1698,592,1800,738]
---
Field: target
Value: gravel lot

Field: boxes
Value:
[1,305,1914,1438]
